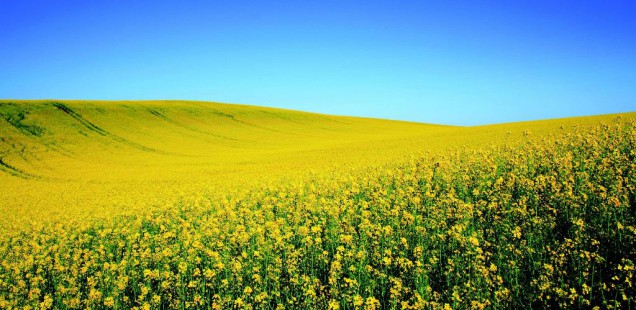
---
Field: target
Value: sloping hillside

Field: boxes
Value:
[0,100,454,231]
[0,100,634,234]
[0,100,447,179]
[1,101,635,309]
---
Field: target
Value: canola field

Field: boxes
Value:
[0,100,635,309]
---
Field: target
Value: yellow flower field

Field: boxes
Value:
[0,100,634,309]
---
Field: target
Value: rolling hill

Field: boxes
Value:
[1,99,635,308]
[0,100,457,232]
[1,100,634,233]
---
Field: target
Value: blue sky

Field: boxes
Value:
[1,1,635,125]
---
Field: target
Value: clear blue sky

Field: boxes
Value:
[1,1,635,125]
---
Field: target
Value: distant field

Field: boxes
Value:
[0,100,458,232]
[1,100,634,309]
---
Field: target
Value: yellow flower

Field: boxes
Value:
[512,226,522,239]
[353,295,364,307]
[489,263,498,273]
[244,286,253,295]
[103,296,115,307]
[328,300,341,309]
[364,297,381,310]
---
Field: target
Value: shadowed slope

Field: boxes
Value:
[0,100,448,180]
